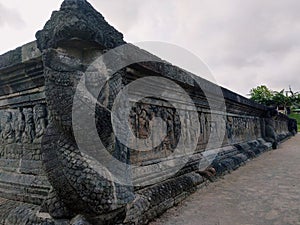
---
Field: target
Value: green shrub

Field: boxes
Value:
[289,113,300,132]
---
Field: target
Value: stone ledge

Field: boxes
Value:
[0,41,41,70]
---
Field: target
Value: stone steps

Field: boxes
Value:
[0,171,50,205]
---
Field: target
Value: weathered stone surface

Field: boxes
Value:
[0,41,41,70]
[35,0,125,51]
[0,47,22,69]
[0,0,297,224]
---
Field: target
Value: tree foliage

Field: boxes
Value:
[249,85,273,105]
[272,89,292,108]
[249,85,300,110]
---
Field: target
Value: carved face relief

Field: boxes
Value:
[34,104,47,120]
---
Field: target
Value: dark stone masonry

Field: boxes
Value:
[0,0,297,224]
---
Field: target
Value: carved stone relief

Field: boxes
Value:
[1,111,15,144]
[15,108,25,143]
[129,100,182,159]
[0,104,48,147]
[33,104,48,143]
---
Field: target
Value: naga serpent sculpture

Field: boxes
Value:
[36,0,134,223]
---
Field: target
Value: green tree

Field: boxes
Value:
[250,85,300,115]
[287,87,300,108]
[249,85,273,105]
[272,89,292,108]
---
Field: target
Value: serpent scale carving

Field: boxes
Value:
[36,0,134,223]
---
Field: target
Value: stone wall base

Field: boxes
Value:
[0,133,292,225]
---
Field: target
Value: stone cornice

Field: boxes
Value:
[0,41,41,71]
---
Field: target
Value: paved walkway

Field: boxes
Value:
[150,135,300,225]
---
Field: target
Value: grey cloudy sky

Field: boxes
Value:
[0,0,299,96]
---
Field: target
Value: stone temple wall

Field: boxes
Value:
[0,42,52,223]
[0,0,297,224]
